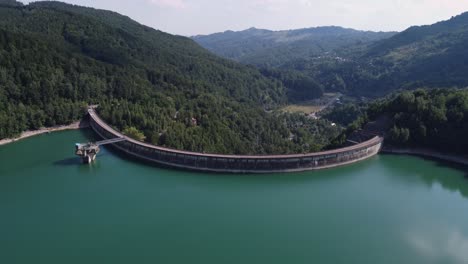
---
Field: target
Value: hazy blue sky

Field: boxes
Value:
[21,0,468,36]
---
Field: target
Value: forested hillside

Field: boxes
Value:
[369,89,468,153]
[193,26,395,67]
[195,13,468,98]
[280,13,468,97]
[0,0,341,154]
[193,26,395,101]
[325,89,468,154]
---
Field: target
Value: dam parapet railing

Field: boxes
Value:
[88,108,383,173]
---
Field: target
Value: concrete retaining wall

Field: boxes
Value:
[89,109,383,173]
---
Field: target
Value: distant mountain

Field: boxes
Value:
[296,12,468,96]
[195,13,468,97]
[193,26,396,67]
[367,12,468,57]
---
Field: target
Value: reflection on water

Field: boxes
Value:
[407,228,468,264]
[380,153,468,199]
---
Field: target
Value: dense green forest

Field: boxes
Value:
[4,1,466,155]
[259,68,324,102]
[0,0,341,154]
[368,89,468,153]
[321,102,367,126]
[324,89,468,154]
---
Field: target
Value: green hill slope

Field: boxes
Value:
[369,89,468,154]
[0,0,340,154]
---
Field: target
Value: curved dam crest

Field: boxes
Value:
[88,108,383,173]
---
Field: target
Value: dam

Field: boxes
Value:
[87,108,383,173]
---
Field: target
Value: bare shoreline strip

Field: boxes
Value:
[0,121,86,147]
[381,147,468,167]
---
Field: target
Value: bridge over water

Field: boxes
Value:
[75,137,126,163]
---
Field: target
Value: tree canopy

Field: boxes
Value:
[0,1,341,154]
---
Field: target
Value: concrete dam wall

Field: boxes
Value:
[88,109,383,173]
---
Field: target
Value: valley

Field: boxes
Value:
[1,1,468,263]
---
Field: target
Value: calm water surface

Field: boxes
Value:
[1,129,468,264]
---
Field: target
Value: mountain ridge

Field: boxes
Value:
[192,26,396,67]
[193,26,395,40]
[194,12,468,97]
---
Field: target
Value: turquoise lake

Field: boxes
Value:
[1,129,468,264]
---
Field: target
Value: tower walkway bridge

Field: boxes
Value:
[75,137,126,164]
